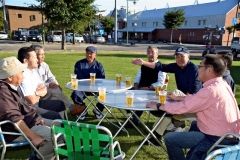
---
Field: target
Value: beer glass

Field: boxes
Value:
[125,91,134,107]
[98,87,106,102]
[158,90,167,105]
[71,74,78,90]
[125,76,132,87]
[115,74,122,85]
[90,73,96,83]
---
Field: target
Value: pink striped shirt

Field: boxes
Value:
[162,77,240,136]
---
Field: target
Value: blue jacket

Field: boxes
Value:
[155,61,202,94]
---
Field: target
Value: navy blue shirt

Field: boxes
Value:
[223,70,235,93]
[155,61,202,94]
[74,58,105,79]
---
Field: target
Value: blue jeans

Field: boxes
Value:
[164,121,237,160]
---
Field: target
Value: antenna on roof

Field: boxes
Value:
[166,3,169,8]
[194,0,199,5]
[144,5,147,10]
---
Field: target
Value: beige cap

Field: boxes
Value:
[0,56,26,79]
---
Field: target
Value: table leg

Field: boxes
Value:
[130,112,167,160]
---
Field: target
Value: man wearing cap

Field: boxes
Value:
[132,46,202,96]
[71,46,105,119]
[0,56,55,159]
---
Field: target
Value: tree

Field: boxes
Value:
[226,26,234,46]
[100,16,114,37]
[0,11,4,31]
[37,0,96,50]
[163,9,185,43]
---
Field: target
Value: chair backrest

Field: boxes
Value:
[205,144,240,160]
[52,120,114,160]
[0,120,43,160]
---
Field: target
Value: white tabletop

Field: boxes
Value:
[102,90,160,111]
[66,79,132,93]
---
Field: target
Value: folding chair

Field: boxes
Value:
[51,120,125,160]
[0,120,43,160]
[205,133,240,160]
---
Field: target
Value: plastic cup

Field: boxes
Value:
[115,74,122,85]
[125,91,134,107]
[158,90,167,105]
[90,73,96,83]
[98,87,106,102]
[71,74,78,90]
[154,86,161,95]
[125,76,132,87]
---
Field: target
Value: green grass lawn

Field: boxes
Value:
[0,50,239,159]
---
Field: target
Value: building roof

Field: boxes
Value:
[5,5,41,11]
[130,0,238,20]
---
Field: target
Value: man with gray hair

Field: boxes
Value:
[0,56,54,159]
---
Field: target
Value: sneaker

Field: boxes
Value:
[78,109,88,120]
[93,108,103,119]
[70,104,87,119]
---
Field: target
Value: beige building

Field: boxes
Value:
[5,5,45,32]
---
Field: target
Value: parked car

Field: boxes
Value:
[47,31,62,42]
[0,31,8,39]
[27,30,42,42]
[12,30,28,41]
[66,33,84,43]
[94,35,106,43]
[231,37,240,59]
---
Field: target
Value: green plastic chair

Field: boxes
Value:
[51,120,125,160]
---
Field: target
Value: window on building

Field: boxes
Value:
[198,20,201,26]
[142,22,147,27]
[30,15,36,21]
[184,21,188,26]
[203,20,206,26]
[18,14,22,18]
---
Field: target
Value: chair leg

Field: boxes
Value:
[1,146,6,160]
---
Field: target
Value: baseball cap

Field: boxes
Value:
[175,47,189,55]
[0,56,26,79]
[86,46,97,53]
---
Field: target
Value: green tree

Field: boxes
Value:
[100,16,114,37]
[163,9,185,43]
[226,26,234,46]
[37,0,96,49]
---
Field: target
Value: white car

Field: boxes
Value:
[0,31,8,39]
[47,31,62,42]
[66,33,84,43]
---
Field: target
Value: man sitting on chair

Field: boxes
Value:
[147,54,240,160]
[71,46,105,120]
[0,57,55,159]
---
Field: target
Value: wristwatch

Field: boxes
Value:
[156,103,161,111]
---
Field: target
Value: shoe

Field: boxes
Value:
[70,104,87,120]
[93,108,103,119]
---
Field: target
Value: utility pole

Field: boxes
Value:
[2,0,8,33]
[114,0,118,44]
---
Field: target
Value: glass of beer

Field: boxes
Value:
[98,87,106,102]
[154,86,161,95]
[115,74,122,85]
[90,73,96,83]
[126,91,134,107]
[71,74,78,90]
[158,90,167,105]
[125,76,132,87]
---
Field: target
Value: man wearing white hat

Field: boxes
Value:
[0,56,54,159]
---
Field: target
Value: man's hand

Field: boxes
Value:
[36,84,47,97]
[132,58,144,65]
[146,101,158,109]
[48,82,59,89]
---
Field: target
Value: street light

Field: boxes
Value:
[126,0,138,45]
[114,0,118,44]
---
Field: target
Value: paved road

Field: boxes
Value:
[0,40,230,58]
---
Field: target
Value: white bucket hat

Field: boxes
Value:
[0,56,26,79]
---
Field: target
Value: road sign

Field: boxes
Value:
[232,18,238,25]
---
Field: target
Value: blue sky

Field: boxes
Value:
[6,0,221,15]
